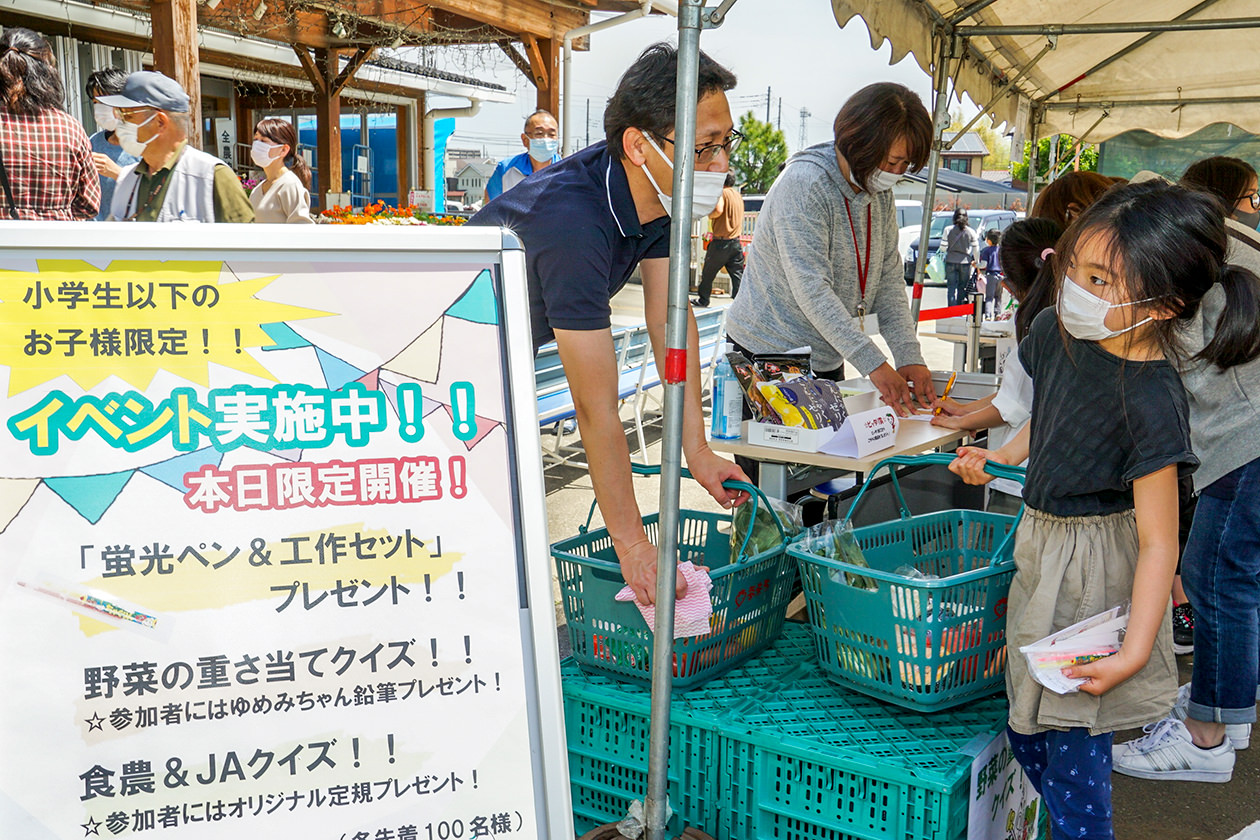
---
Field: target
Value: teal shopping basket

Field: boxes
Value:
[791,453,1026,712]
[553,464,796,691]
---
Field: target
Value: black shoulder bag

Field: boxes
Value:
[0,145,19,219]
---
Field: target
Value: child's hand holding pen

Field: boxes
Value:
[933,371,958,416]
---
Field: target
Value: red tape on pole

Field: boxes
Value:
[664,348,687,384]
[911,282,924,300]
[917,304,974,321]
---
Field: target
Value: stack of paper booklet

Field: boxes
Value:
[1019,603,1129,695]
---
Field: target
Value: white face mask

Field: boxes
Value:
[527,137,559,163]
[251,139,284,168]
[865,168,901,193]
[93,103,118,132]
[640,132,726,219]
[1057,276,1155,341]
[115,112,157,157]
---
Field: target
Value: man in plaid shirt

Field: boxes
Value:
[0,28,99,220]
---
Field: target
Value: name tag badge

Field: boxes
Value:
[853,312,880,336]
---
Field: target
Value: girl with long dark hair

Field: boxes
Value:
[953,181,1260,833]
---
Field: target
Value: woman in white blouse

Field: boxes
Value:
[249,118,313,224]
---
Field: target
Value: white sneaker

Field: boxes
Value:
[1171,683,1251,750]
[1112,718,1234,783]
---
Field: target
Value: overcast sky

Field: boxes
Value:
[413,1,961,160]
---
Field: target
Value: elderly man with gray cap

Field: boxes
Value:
[100,71,253,223]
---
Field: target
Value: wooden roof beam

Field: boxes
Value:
[331,46,377,97]
[522,34,549,88]
[419,0,587,41]
[497,41,533,81]
[292,44,327,95]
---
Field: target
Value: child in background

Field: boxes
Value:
[932,218,1062,514]
[1111,159,1260,781]
[979,228,1004,316]
[949,181,1258,837]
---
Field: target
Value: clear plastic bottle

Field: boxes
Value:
[710,343,743,440]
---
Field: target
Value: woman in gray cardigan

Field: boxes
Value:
[725,82,936,415]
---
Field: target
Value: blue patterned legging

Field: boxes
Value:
[1006,726,1115,840]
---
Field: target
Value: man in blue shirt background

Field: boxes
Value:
[485,109,561,200]
[470,43,749,605]
[84,67,138,221]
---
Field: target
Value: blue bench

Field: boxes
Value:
[534,307,728,468]
[626,307,727,456]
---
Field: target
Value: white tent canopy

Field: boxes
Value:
[832,0,1260,143]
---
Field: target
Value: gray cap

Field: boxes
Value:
[97,71,190,113]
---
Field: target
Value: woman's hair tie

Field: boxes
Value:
[1040,247,1055,261]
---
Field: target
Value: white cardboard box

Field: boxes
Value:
[743,389,881,454]
[745,420,839,453]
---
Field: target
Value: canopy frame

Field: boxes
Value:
[896,1,1260,322]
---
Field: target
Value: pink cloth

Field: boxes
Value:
[615,561,714,638]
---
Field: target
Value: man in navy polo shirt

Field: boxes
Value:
[470,42,749,605]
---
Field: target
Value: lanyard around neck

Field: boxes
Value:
[843,197,872,304]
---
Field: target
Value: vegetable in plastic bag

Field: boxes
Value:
[805,519,877,590]
[729,494,801,565]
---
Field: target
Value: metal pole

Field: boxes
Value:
[1024,107,1040,214]
[941,38,1054,153]
[646,1,702,836]
[959,15,1260,36]
[1046,0,1223,99]
[950,0,1002,22]
[1050,111,1109,179]
[967,292,983,371]
[910,33,956,323]
[1046,133,1060,183]
[1043,94,1260,109]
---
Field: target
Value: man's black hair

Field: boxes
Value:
[604,42,736,160]
[86,67,127,98]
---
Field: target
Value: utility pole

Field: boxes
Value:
[777,97,782,130]
[765,85,771,124]
[798,107,811,150]
[584,98,590,149]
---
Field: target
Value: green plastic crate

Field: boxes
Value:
[560,624,815,835]
[791,455,1024,712]
[562,623,1034,840]
[553,475,796,691]
[716,626,1010,840]
[561,660,724,836]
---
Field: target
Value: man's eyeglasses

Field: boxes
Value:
[654,129,744,165]
[525,130,558,139]
[115,107,156,121]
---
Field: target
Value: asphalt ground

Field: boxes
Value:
[542,281,1260,840]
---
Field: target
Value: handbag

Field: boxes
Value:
[0,144,19,219]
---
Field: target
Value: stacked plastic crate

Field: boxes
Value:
[561,622,1011,839]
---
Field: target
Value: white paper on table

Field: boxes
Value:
[817,405,899,459]
[904,410,937,422]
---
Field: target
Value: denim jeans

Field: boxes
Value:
[1183,455,1260,724]
[945,262,971,307]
